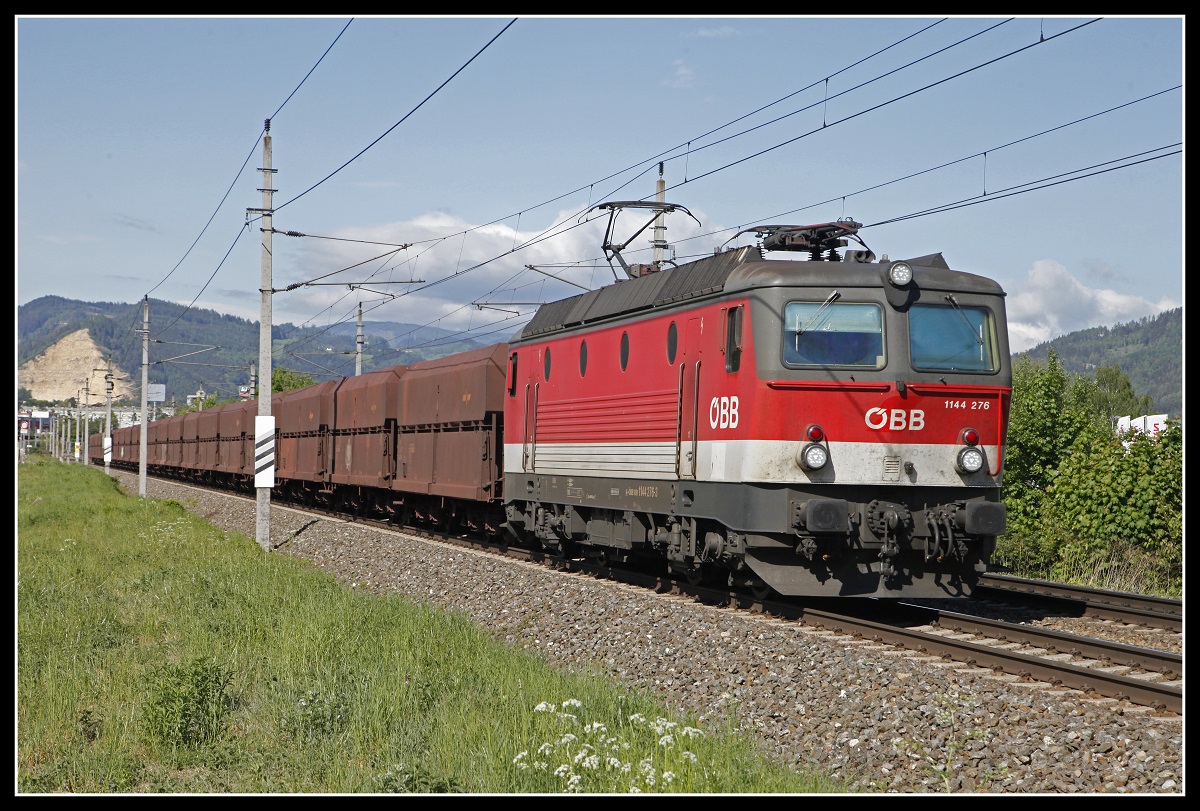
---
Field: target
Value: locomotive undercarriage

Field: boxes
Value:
[504,474,1004,598]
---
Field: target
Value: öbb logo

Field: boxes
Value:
[709,396,739,429]
[865,407,925,430]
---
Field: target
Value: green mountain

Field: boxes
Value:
[1013,307,1182,420]
[17,296,494,406]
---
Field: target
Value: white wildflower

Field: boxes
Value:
[651,718,678,734]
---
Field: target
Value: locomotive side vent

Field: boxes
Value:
[882,456,901,481]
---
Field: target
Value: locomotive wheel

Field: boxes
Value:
[684,565,705,586]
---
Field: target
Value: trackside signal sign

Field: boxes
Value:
[254,416,275,488]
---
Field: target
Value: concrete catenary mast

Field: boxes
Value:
[251,120,276,553]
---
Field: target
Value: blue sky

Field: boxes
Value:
[16,16,1183,358]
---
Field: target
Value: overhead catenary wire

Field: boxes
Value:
[136,17,1175,385]
[336,17,1108,330]
[146,17,1054,346]
[223,16,985,348]
[150,18,517,355]
[135,19,356,339]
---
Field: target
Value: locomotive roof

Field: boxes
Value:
[513,246,1006,341]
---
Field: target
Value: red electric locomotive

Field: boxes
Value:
[96,208,1010,601]
[502,213,1010,598]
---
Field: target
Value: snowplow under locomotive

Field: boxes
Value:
[99,216,1010,599]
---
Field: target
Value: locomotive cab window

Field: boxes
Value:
[724,306,743,373]
[908,302,999,373]
[783,301,883,368]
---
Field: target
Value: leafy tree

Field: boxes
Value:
[1001,352,1099,533]
[272,368,315,393]
[997,351,1182,593]
[1085,365,1155,423]
[1039,420,1182,595]
[170,369,313,412]
[172,393,240,415]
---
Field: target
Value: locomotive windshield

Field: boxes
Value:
[782,300,884,368]
[908,301,999,372]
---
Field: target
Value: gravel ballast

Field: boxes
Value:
[112,472,1184,794]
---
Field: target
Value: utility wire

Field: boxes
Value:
[138,18,355,338]
[367,17,1113,317]
[273,18,517,214]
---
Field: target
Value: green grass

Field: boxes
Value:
[17,455,843,794]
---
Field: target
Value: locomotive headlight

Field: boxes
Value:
[798,442,829,471]
[887,261,913,287]
[957,446,985,474]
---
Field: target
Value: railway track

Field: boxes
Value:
[317,503,1186,716]
[551,560,1184,716]
[127,470,1186,716]
[976,573,1182,632]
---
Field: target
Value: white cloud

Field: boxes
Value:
[223,225,1181,361]
[1005,259,1180,353]
[663,59,695,89]
[265,207,629,341]
[687,26,738,38]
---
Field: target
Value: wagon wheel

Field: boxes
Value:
[683,565,705,586]
[750,579,774,601]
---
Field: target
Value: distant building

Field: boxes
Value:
[1116,414,1168,436]
[17,411,51,437]
[1115,413,1169,451]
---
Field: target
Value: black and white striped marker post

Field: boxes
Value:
[255,416,275,488]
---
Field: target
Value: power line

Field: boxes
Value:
[136,18,356,336]
[323,18,1102,328]
[273,18,517,214]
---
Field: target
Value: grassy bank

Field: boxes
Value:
[17,456,841,794]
